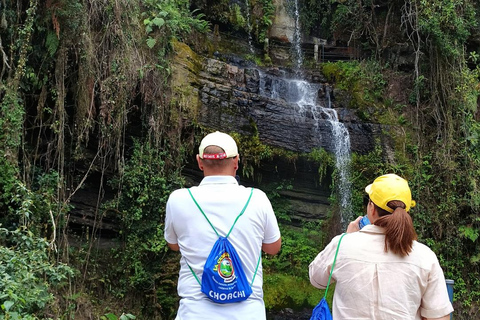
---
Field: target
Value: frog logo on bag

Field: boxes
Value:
[214,253,236,283]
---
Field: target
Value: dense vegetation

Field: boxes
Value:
[0,0,479,319]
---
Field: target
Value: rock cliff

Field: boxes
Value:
[172,46,388,225]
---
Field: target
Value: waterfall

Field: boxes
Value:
[292,0,303,71]
[244,0,254,54]
[281,0,352,227]
[259,71,353,229]
[325,89,352,226]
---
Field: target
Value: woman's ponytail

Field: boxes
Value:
[373,200,417,256]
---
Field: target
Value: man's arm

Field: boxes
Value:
[167,242,180,251]
[262,238,281,255]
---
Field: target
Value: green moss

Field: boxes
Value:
[321,60,387,112]
[307,148,334,183]
[226,128,299,181]
[171,40,203,118]
[228,4,247,30]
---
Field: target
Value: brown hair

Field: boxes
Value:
[373,200,417,256]
[201,146,237,169]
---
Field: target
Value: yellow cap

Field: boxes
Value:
[365,174,416,213]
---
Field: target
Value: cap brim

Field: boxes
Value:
[365,183,372,194]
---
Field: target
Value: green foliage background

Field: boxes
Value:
[0,0,479,319]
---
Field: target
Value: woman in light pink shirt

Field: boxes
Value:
[309,174,453,320]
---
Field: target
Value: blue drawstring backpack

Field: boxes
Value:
[187,188,261,304]
[310,233,346,320]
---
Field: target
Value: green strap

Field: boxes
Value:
[187,262,201,285]
[227,188,254,237]
[187,188,254,238]
[250,251,262,286]
[188,188,219,237]
[324,233,346,299]
[186,188,256,286]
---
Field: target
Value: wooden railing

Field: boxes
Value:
[213,30,361,63]
[269,42,361,63]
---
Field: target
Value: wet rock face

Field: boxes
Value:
[189,57,387,223]
[182,153,332,226]
[197,58,384,155]
[269,0,296,44]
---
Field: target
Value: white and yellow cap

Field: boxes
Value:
[199,131,238,160]
[365,173,416,213]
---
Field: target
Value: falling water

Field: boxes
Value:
[259,72,352,229]
[292,0,303,71]
[244,0,254,54]
[325,89,352,225]
[284,0,351,227]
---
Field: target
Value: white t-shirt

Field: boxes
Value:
[165,175,281,320]
[309,225,454,320]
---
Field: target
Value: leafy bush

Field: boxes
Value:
[0,160,74,319]
[418,0,477,59]
[0,228,73,319]
[263,224,323,277]
[264,273,324,310]
[0,159,20,229]
[143,0,209,48]
[322,60,387,112]
[106,140,184,317]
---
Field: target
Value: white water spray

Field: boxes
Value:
[287,0,351,227]
[244,0,254,54]
[258,76,352,227]
[292,0,303,71]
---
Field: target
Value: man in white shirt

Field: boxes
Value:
[165,131,281,320]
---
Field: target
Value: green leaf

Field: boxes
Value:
[103,313,117,320]
[46,31,59,57]
[151,17,165,27]
[146,37,156,49]
[471,254,480,264]
[459,226,479,242]
[3,300,14,311]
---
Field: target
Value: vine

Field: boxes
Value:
[0,0,38,164]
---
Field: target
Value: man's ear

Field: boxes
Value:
[196,154,204,171]
[234,155,240,170]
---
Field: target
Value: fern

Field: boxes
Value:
[45,31,59,56]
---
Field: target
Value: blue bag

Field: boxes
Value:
[187,188,261,304]
[200,237,252,303]
[310,299,333,320]
[310,233,346,320]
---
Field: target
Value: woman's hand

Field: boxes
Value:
[346,216,363,233]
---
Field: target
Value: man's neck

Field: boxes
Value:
[203,171,235,177]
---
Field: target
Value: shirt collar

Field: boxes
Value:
[199,175,239,186]
[359,224,385,234]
